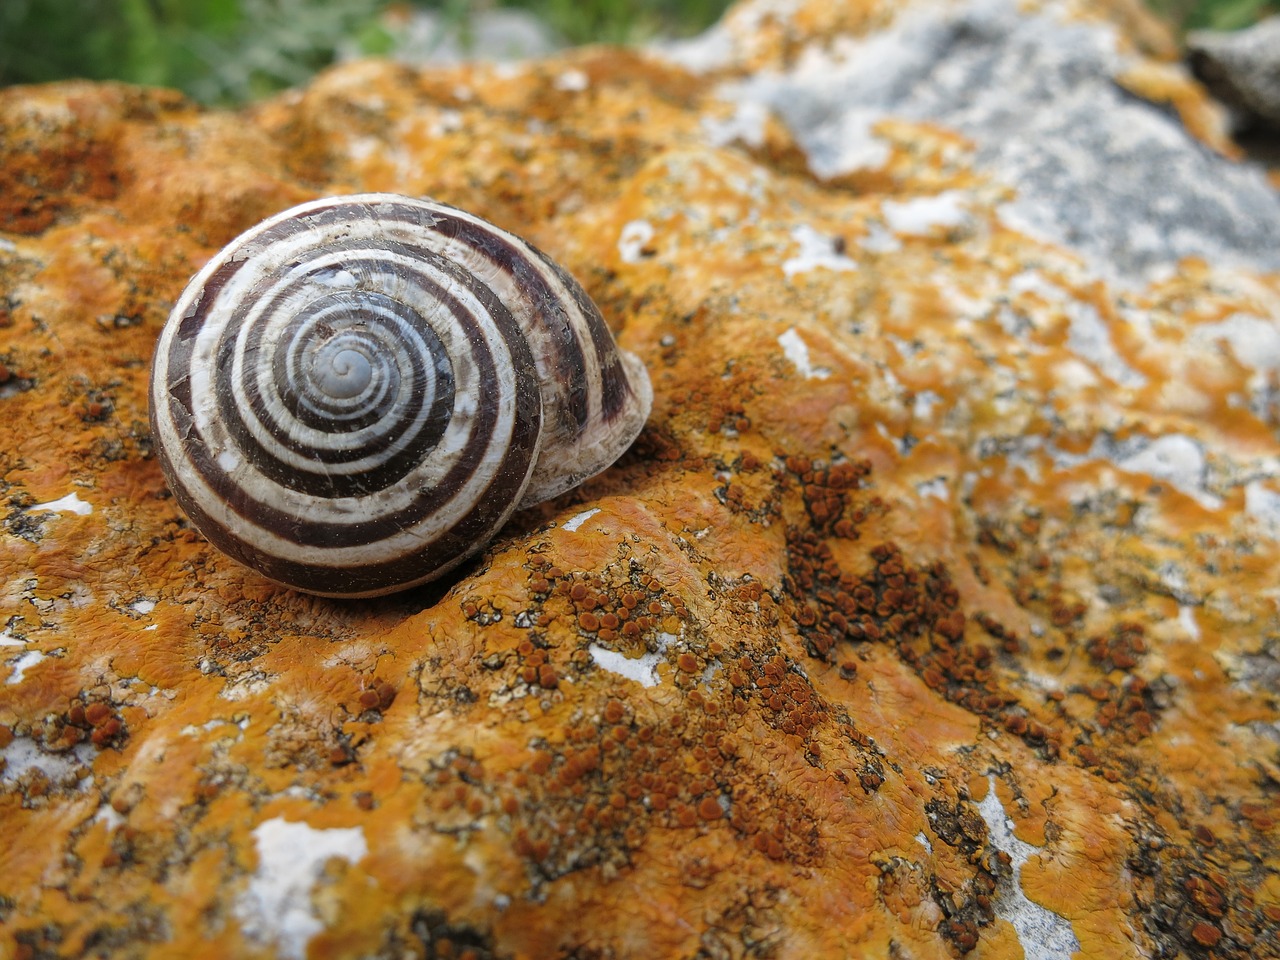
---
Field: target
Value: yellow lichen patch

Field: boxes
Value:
[1114,60,1239,159]
[1,0,1280,957]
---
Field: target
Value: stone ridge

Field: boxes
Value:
[1,1,1279,958]
[691,0,1279,279]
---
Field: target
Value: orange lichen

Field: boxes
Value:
[1,0,1279,958]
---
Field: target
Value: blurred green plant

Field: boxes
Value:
[1147,0,1276,30]
[0,0,389,103]
[0,0,1275,106]
[0,0,735,104]
[501,0,734,45]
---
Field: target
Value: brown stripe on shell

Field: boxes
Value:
[533,247,634,422]
[418,206,595,429]
[169,381,541,597]
[217,253,466,495]
[161,256,531,548]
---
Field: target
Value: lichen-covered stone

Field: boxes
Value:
[2,1,1279,958]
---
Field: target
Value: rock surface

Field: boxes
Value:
[2,1,1280,958]
[1189,16,1280,133]
[698,0,1280,279]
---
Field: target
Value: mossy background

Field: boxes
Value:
[0,0,1275,106]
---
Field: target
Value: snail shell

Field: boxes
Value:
[149,194,652,598]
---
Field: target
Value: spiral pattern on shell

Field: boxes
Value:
[149,194,652,598]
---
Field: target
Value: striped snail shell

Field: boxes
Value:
[149,193,652,598]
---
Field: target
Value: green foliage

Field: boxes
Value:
[0,0,387,104]
[500,0,736,45]
[0,0,1275,106]
[1146,0,1276,31]
[0,0,737,104]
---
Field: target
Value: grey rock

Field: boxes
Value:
[1188,16,1280,131]
[715,0,1280,280]
[341,9,563,66]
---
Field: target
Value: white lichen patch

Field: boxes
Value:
[777,327,832,380]
[216,671,275,701]
[617,219,655,264]
[92,801,126,831]
[1113,435,1220,510]
[562,508,601,532]
[1193,313,1280,372]
[1008,269,1067,303]
[875,421,909,456]
[1052,434,1222,510]
[1053,357,1100,391]
[1065,301,1146,388]
[181,716,248,738]
[782,224,857,279]
[1156,561,1196,606]
[702,98,769,149]
[588,632,676,688]
[857,220,901,254]
[236,817,368,960]
[554,68,589,92]
[1245,480,1280,537]
[977,776,1081,959]
[701,658,722,688]
[429,109,464,136]
[1179,605,1201,640]
[649,20,736,73]
[915,478,950,501]
[589,644,663,688]
[881,190,972,236]
[912,390,944,420]
[0,735,93,787]
[28,492,92,516]
[5,649,44,684]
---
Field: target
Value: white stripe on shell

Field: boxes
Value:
[152,202,534,567]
